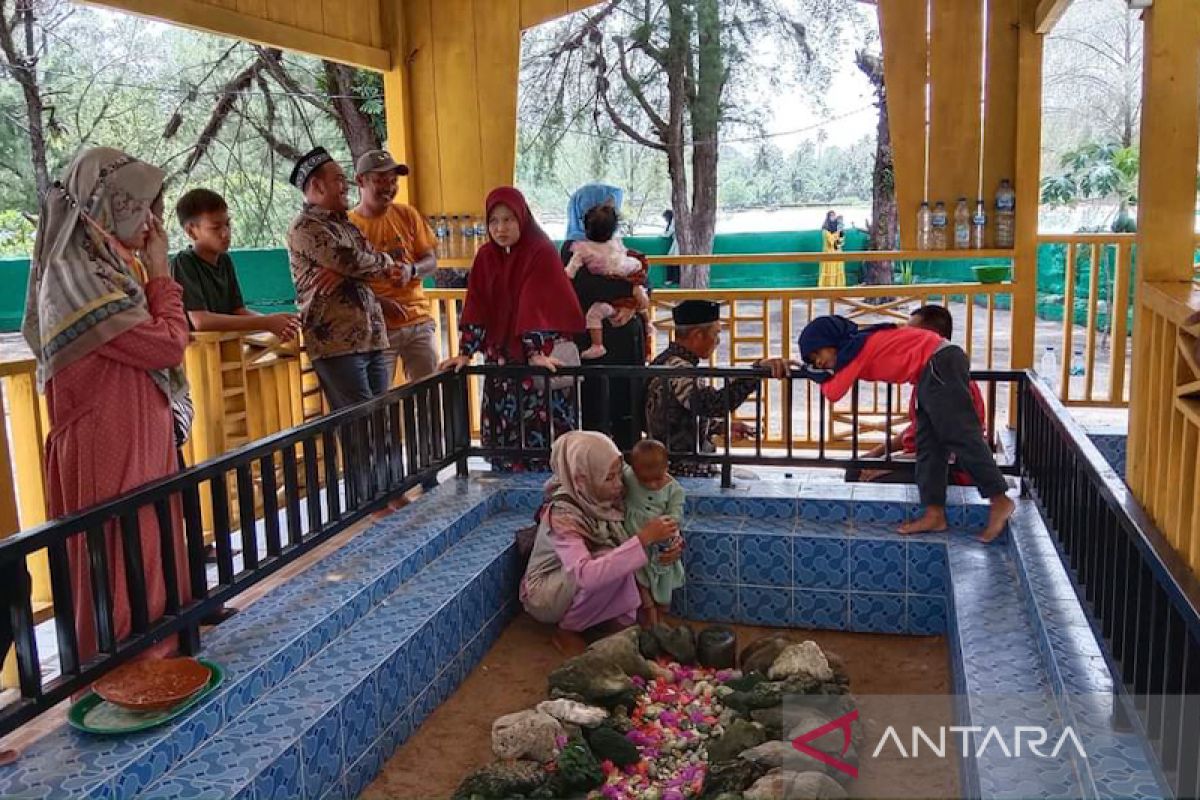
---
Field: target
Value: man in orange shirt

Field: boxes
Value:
[347,149,440,385]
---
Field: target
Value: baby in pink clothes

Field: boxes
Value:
[564,205,650,360]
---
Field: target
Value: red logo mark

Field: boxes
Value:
[791,708,859,779]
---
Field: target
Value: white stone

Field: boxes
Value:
[744,770,848,800]
[536,699,608,728]
[491,710,564,762]
[767,641,834,682]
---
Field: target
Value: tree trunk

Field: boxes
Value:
[323,61,381,162]
[856,49,896,286]
[678,0,723,290]
[0,0,50,198]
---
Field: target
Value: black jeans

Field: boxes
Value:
[312,350,392,410]
[914,346,1008,506]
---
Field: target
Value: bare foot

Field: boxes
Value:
[551,628,587,657]
[0,749,18,766]
[978,494,1016,543]
[898,507,948,535]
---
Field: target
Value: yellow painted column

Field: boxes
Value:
[381,0,414,206]
[1008,0,1043,375]
[1128,0,1200,486]
[1135,0,1200,283]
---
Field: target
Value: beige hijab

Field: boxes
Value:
[23,147,187,403]
[544,431,627,547]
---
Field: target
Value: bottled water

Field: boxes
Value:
[930,202,949,250]
[995,179,1016,248]
[954,198,970,250]
[917,201,932,250]
[1070,348,1085,377]
[971,200,987,249]
[1040,346,1059,390]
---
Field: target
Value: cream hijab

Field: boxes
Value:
[23,147,187,403]
[544,431,627,548]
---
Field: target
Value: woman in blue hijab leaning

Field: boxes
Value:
[562,183,647,451]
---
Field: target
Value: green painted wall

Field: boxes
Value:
[1,233,1134,333]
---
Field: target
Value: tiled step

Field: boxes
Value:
[139,515,522,799]
[0,480,506,800]
[1006,503,1168,800]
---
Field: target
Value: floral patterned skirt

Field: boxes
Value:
[480,372,576,472]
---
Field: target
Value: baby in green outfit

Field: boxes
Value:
[624,439,686,627]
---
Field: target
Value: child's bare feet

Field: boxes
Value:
[552,628,588,657]
[581,344,607,360]
[979,494,1016,543]
[898,506,948,535]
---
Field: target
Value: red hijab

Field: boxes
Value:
[461,187,584,362]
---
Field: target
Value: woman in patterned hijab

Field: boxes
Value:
[25,147,192,664]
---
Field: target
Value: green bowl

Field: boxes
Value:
[68,659,224,735]
[972,265,1011,284]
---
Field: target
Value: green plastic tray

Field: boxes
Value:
[67,659,224,736]
[972,265,1012,283]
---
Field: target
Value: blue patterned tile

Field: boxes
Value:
[800,483,855,500]
[739,587,792,626]
[906,595,948,635]
[252,740,303,800]
[669,585,689,617]
[689,496,748,517]
[683,531,737,583]
[685,514,746,533]
[794,538,849,590]
[409,623,438,690]
[738,534,792,587]
[140,777,251,800]
[742,497,798,520]
[688,583,737,621]
[382,709,415,756]
[345,739,388,800]
[157,693,227,760]
[738,517,795,535]
[853,501,909,525]
[106,737,181,799]
[793,590,848,630]
[851,540,905,593]
[799,499,851,524]
[907,542,949,595]
[850,592,905,633]
[168,735,286,787]
[432,597,462,663]
[791,520,852,538]
[222,697,322,743]
[342,673,381,765]
[300,706,342,800]
[378,644,413,723]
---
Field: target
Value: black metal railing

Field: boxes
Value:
[0,370,466,736]
[465,364,1025,487]
[0,362,1022,737]
[1019,376,1200,799]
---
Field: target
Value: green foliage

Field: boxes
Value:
[0,212,36,258]
[1040,140,1141,231]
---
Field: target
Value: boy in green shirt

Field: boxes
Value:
[171,189,299,340]
[625,439,686,627]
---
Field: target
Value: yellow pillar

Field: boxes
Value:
[1128,0,1200,487]
[381,0,414,206]
[1009,0,1044,376]
[1135,0,1200,283]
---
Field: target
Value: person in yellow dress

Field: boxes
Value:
[819,210,845,288]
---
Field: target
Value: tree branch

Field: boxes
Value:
[600,89,667,150]
[252,45,331,117]
[614,36,668,133]
[170,56,268,182]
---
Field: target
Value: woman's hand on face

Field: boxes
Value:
[529,353,563,372]
[143,216,171,279]
[438,354,472,373]
[637,516,678,548]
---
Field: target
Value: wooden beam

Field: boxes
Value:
[1035,0,1073,33]
[877,0,929,249]
[79,0,391,70]
[1136,0,1200,282]
[1010,0,1044,375]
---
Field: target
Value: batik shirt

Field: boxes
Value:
[645,342,762,476]
[286,203,394,360]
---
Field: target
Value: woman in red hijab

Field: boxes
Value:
[440,187,585,469]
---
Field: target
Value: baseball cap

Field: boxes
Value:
[355,149,410,177]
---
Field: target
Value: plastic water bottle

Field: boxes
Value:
[474,217,487,244]
[1040,346,1058,389]
[435,215,449,257]
[971,200,987,249]
[463,216,476,253]
[1070,348,1085,377]
[995,179,1016,248]
[930,202,949,250]
[954,198,971,249]
[917,201,932,250]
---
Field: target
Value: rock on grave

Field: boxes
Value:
[548,628,664,709]
[536,698,608,728]
[453,760,548,800]
[698,626,738,669]
[707,718,768,763]
[701,758,772,797]
[740,635,793,676]
[584,724,641,767]
[652,622,699,664]
[491,710,564,763]
[738,741,829,775]
[768,642,834,683]
[744,770,847,800]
